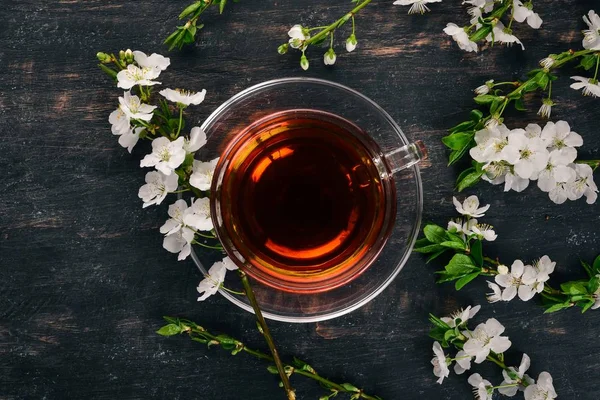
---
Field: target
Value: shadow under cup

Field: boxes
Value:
[193,78,424,322]
[213,110,397,294]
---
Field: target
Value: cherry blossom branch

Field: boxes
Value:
[415,195,600,314]
[157,317,382,400]
[429,307,555,399]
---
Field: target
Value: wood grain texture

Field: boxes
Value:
[1,0,599,399]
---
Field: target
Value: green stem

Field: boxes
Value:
[175,107,184,137]
[304,0,372,47]
[486,353,507,370]
[238,270,295,400]
[219,284,246,296]
[593,54,600,81]
[192,240,224,250]
[483,256,500,266]
[552,49,596,69]
[174,319,381,400]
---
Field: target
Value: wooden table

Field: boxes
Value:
[1,1,599,398]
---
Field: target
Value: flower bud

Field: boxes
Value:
[300,54,309,71]
[498,264,509,275]
[96,52,112,63]
[277,43,289,55]
[346,34,357,52]
[323,48,337,66]
[119,50,126,60]
[125,49,134,63]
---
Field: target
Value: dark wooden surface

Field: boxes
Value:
[1,1,599,399]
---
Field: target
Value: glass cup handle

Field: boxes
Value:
[384,140,427,174]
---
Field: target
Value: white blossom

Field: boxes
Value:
[468,373,494,400]
[504,131,549,180]
[453,350,472,375]
[117,64,161,90]
[453,196,490,218]
[118,127,143,153]
[140,137,186,175]
[535,149,577,193]
[138,170,179,208]
[524,123,542,139]
[568,163,598,204]
[108,106,130,135]
[183,197,213,232]
[495,260,538,301]
[537,98,554,119]
[486,281,503,303]
[540,121,583,156]
[431,341,450,384]
[190,157,220,191]
[463,318,512,363]
[592,276,600,310]
[394,0,442,14]
[570,76,600,98]
[539,57,555,70]
[487,21,524,50]
[499,353,534,396]
[324,49,337,66]
[118,91,156,121]
[160,199,188,236]
[196,257,238,301]
[470,124,512,163]
[474,80,493,95]
[549,179,573,204]
[288,25,308,49]
[582,10,600,51]
[482,161,509,185]
[159,88,207,106]
[464,0,494,14]
[441,305,481,328]
[512,0,543,29]
[443,23,478,52]
[531,256,556,283]
[132,51,170,72]
[185,127,207,153]
[524,372,557,400]
[504,171,530,192]
[163,226,194,261]
[471,224,497,241]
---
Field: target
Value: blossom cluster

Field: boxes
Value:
[430,306,557,400]
[470,121,598,204]
[444,0,543,53]
[99,49,237,302]
[416,195,600,313]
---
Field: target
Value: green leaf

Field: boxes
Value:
[470,240,483,267]
[560,281,589,295]
[427,249,448,263]
[440,241,466,250]
[514,98,527,111]
[448,120,476,134]
[534,71,550,90]
[456,170,483,192]
[587,276,599,294]
[414,237,432,248]
[578,54,598,71]
[520,79,539,92]
[581,260,594,278]
[98,64,118,80]
[581,300,595,313]
[424,225,447,244]
[446,232,466,244]
[470,109,483,122]
[448,142,472,165]
[219,0,227,13]
[455,272,481,290]
[179,1,202,19]
[435,271,465,283]
[442,132,474,151]
[594,254,600,273]
[414,244,446,254]
[474,94,499,105]
[469,25,492,42]
[544,302,573,313]
[429,314,451,329]
[156,323,181,336]
[456,167,476,185]
[443,329,456,342]
[429,326,446,341]
[341,383,360,392]
[445,253,478,275]
[267,365,279,374]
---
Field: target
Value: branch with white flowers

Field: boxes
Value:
[96,49,298,399]
[415,196,600,313]
[429,306,557,400]
[443,10,600,205]
[444,0,543,53]
[164,0,239,51]
[157,317,383,400]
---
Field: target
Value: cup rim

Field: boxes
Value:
[191,77,423,323]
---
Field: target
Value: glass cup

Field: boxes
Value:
[192,77,425,322]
